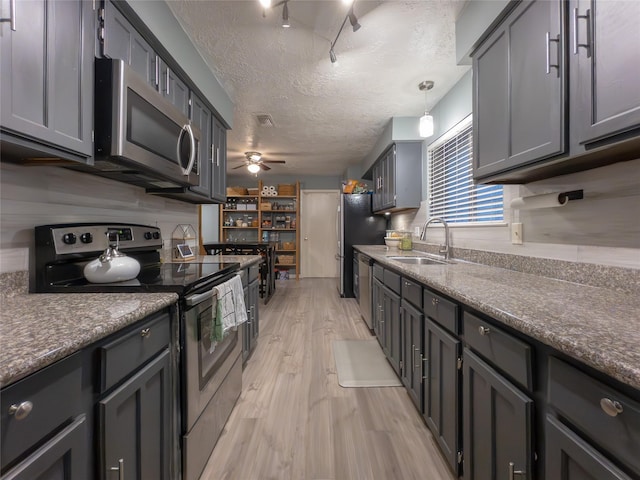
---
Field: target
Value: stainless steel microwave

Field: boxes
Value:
[88,58,201,188]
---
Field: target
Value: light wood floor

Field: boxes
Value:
[200,278,455,480]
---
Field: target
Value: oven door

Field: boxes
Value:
[95,58,201,187]
[183,287,241,431]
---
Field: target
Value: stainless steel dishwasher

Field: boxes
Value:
[357,253,373,330]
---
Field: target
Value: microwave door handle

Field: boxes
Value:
[178,123,197,175]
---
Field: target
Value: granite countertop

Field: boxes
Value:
[0,292,178,388]
[356,245,640,391]
[188,254,262,268]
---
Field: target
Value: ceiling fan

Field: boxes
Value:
[233,151,286,172]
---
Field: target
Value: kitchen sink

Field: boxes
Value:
[387,256,451,265]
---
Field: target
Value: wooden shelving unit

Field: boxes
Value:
[220,180,300,279]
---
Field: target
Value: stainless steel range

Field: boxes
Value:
[34,223,243,480]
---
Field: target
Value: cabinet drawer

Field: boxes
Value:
[1,352,82,470]
[373,263,384,281]
[548,356,640,476]
[423,289,458,334]
[383,269,401,295]
[463,312,532,391]
[99,311,171,392]
[401,277,422,309]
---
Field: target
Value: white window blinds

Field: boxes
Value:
[427,118,503,224]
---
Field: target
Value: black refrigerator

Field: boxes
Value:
[336,194,387,298]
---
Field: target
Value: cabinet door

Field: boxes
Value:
[383,148,396,209]
[159,60,189,116]
[545,415,633,480]
[249,278,260,345]
[99,350,171,480]
[373,278,384,340]
[424,319,461,475]
[102,1,155,86]
[400,300,423,410]
[1,0,93,158]
[382,285,401,375]
[190,93,212,198]
[473,0,565,179]
[211,120,228,203]
[463,348,533,480]
[2,415,88,480]
[571,0,640,146]
[372,161,383,211]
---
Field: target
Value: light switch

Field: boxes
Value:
[511,223,523,245]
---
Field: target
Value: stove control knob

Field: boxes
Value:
[152,232,161,240]
[62,233,77,245]
[80,233,93,244]
[144,232,153,240]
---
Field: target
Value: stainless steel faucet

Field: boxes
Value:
[420,217,450,259]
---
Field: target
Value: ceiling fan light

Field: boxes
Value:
[259,0,271,8]
[247,163,261,173]
[419,113,434,138]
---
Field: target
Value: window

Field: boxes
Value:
[427,116,503,224]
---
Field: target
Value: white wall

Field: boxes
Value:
[0,162,199,277]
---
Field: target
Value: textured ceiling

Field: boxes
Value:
[167,0,470,179]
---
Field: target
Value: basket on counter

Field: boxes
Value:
[277,184,296,196]
[227,186,248,196]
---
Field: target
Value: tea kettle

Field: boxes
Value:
[83,232,141,283]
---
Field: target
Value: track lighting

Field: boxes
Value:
[418,80,435,138]
[329,1,362,63]
[282,1,290,28]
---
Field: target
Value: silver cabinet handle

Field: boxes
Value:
[0,0,16,31]
[8,401,33,420]
[110,458,124,480]
[216,147,220,167]
[572,7,591,56]
[545,32,560,75]
[478,326,490,336]
[600,398,624,417]
[140,328,151,338]
[154,55,160,88]
[508,462,525,480]
[166,67,171,95]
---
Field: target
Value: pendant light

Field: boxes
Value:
[418,80,434,138]
[282,1,290,28]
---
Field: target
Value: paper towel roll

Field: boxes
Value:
[268,185,276,191]
[510,193,568,210]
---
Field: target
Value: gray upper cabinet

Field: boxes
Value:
[211,119,228,203]
[570,0,640,146]
[159,59,189,117]
[102,0,155,86]
[473,0,565,179]
[190,93,213,198]
[463,348,533,480]
[371,143,422,213]
[0,0,94,161]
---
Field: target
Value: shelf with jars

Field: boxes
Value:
[219,181,300,279]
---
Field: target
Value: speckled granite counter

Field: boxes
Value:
[355,245,640,391]
[0,292,178,388]
[186,254,262,268]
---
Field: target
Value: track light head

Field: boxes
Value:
[329,48,337,63]
[282,2,290,27]
[348,8,360,32]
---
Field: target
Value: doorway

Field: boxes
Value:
[300,190,340,278]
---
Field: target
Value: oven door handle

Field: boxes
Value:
[186,289,216,307]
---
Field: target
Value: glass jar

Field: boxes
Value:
[399,231,413,251]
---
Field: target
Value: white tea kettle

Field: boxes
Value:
[83,232,141,283]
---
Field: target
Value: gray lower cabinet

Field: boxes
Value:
[211,119,228,203]
[570,0,640,147]
[400,299,423,410]
[473,0,565,180]
[0,0,94,160]
[463,348,533,480]
[545,415,633,480]
[99,349,171,480]
[242,269,260,364]
[382,284,401,375]
[1,415,88,480]
[372,277,384,340]
[424,319,461,475]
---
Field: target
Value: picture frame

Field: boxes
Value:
[175,243,195,261]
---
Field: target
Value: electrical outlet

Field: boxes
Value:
[414,226,421,236]
[511,223,523,245]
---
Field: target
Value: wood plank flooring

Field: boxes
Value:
[200,278,455,480]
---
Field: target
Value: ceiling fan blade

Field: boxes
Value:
[232,164,246,170]
[260,164,272,171]
[262,160,286,164]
